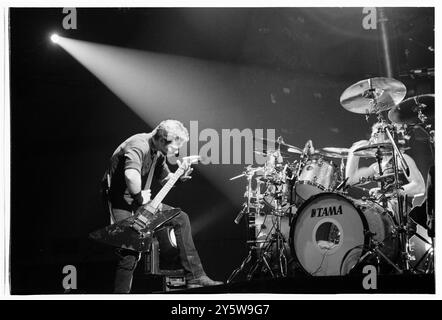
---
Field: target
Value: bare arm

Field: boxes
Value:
[399,154,426,197]
[124,168,151,204]
[345,140,376,185]
[125,168,142,195]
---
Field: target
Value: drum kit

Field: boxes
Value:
[228,77,434,282]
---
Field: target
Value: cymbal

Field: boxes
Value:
[319,147,350,158]
[254,136,303,154]
[353,143,411,158]
[287,147,303,155]
[353,143,393,157]
[388,94,434,125]
[253,150,292,158]
[229,166,265,180]
[340,77,407,114]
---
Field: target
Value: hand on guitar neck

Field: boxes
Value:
[132,155,201,233]
[140,189,151,205]
[139,155,201,212]
[176,158,194,182]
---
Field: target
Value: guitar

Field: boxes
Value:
[89,155,201,252]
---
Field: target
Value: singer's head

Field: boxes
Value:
[152,119,189,156]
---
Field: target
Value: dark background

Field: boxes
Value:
[9,7,434,294]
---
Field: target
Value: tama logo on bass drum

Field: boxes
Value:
[311,205,343,218]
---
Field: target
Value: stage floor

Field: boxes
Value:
[131,273,435,295]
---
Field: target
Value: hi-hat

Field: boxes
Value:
[388,94,434,125]
[319,147,350,158]
[353,142,411,159]
[353,143,393,157]
[340,77,407,114]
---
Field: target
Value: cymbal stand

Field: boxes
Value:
[414,109,435,272]
[227,171,260,283]
[340,157,346,183]
[246,207,289,279]
[409,229,434,274]
[385,126,412,272]
[353,234,403,274]
[353,126,413,274]
[375,146,388,208]
[363,78,381,121]
[272,209,289,277]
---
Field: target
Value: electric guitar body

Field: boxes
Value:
[89,155,200,252]
[89,205,181,252]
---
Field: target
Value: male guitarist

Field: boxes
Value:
[103,119,222,293]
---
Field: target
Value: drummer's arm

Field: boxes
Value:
[400,154,426,197]
[345,140,375,185]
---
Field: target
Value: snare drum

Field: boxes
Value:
[289,193,398,276]
[294,157,339,204]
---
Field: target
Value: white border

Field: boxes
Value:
[1,6,11,297]
[1,1,440,301]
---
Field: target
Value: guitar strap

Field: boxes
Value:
[143,151,158,191]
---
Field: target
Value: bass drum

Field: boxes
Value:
[289,193,398,276]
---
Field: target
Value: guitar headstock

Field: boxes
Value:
[180,155,201,167]
[183,155,202,164]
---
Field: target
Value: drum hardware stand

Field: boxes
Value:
[228,169,262,283]
[363,79,383,121]
[409,232,434,274]
[246,210,289,279]
[247,249,276,280]
[351,126,414,274]
[272,210,289,277]
[339,157,346,187]
[227,246,254,284]
[375,146,389,209]
[354,233,403,274]
[385,126,414,272]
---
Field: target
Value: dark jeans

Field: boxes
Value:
[111,204,206,293]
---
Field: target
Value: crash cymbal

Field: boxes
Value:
[388,94,434,125]
[254,136,303,154]
[319,147,350,158]
[340,77,407,114]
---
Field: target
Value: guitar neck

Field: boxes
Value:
[148,168,184,209]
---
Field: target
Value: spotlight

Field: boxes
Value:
[50,33,60,44]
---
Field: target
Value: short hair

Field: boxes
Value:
[153,119,189,144]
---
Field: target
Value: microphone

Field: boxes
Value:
[234,204,247,225]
